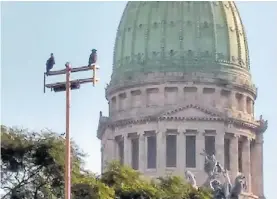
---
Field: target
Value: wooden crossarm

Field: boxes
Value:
[46,65,96,76]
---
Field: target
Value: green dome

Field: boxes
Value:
[111,1,250,85]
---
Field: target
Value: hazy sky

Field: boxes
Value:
[1,1,277,198]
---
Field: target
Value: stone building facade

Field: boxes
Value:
[97,2,267,199]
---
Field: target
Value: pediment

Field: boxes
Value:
[160,104,222,118]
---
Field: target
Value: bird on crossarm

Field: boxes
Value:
[88,49,97,66]
[46,53,55,75]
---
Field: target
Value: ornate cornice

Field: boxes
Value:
[97,104,266,139]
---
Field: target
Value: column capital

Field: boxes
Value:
[243,136,252,142]
[166,129,179,135]
[230,133,240,139]
[115,135,123,142]
[127,132,139,139]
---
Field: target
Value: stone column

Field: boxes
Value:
[139,133,145,173]
[230,135,239,182]
[242,137,251,193]
[177,129,185,174]
[114,135,121,161]
[251,133,265,198]
[250,140,255,195]
[123,134,129,166]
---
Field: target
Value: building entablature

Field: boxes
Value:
[97,104,267,139]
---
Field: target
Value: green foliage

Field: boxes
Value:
[1,125,212,199]
[101,161,160,199]
[156,175,212,199]
[100,161,212,199]
[72,171,114,199]
[1,125,85,199]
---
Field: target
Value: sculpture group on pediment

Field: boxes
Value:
[185,149,247,199]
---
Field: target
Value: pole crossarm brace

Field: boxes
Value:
[46,65,95,76]
[45,77,93,88]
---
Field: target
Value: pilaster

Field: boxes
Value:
[230,91,237,110]
[123,134,129,166]
[157,123,166,175]
[196,131,204,170]
[141,88,147,108]
[105,138,116,167]
[242,95,247,113]
[177,127,185,174]
[138,132,145,173]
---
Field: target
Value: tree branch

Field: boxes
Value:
[2,165,43,198]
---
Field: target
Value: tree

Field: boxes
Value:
[100,161,212,199]
[157,176,212,199]
[1,125,212,199]
[101,161,161,199]
[72,171,114,199]
[1,125,85,199]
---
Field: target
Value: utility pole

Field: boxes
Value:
[43,62,99,199]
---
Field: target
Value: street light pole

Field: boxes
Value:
[65,63,71,199]
[43,61,100,199]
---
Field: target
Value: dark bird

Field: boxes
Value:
[46,53,55,74]
[88,49,97,66]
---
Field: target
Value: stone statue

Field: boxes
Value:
[184,151,247,199]
[201,150,247,199]
[210,179,226,199]
[222,169,232,198]
[185,170,198,189]
[201,149,222,177]
[229,174,246,199]
[209,171,246,199]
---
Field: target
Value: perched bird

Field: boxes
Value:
[46,53,55,74]
[88,49,97,66]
